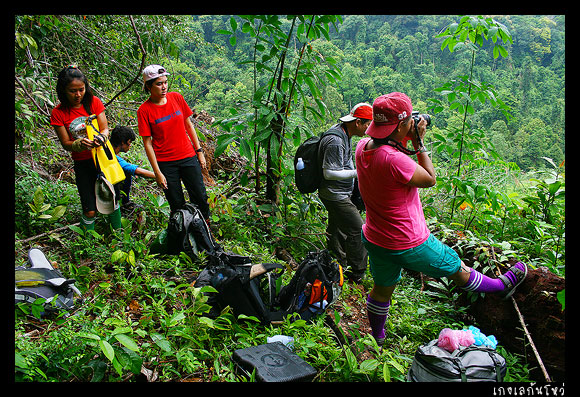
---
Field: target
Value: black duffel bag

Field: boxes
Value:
[407,339,507,382]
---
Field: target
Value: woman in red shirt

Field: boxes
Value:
[137,65,209,220]
[50,65,121,232]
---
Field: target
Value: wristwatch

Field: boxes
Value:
[196,148,204,153]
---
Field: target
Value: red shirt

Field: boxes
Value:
[50,97,106,161]
[137,92,195,162]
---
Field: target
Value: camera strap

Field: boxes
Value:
[372,137,420,156]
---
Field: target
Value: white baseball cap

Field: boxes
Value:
[142,64,170,83]
[95,175,116,214]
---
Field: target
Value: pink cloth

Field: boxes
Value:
[355,138,430,250]
[437,328,475,352]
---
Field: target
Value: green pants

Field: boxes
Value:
[320,197,368,276]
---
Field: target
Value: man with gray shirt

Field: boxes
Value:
[318,103,372,283]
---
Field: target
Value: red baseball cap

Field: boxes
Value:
[366,92,413,139]
[339,102,373,122]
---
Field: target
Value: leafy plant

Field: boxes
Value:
[215,15,343,204]
[28,186,66,222]
[79,324,142,379]
[430,16,513,222]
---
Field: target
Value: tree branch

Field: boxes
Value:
[104,15,147,107]
[15,76,50,118]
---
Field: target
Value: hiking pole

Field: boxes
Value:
[510,296,552,382]
[489,247,552,382]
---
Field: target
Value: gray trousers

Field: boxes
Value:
[320,197,368,275]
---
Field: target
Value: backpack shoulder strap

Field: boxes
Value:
[320,124,348,144]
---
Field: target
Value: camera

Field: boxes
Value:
[412,111,431,131]
[411,111,431,150]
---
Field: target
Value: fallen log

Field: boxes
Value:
[456,264,565,382]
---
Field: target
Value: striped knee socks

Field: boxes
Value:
[460,269,505,293]
[366,295,390,345]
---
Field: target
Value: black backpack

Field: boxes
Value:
[195,250,343,325]
[166,203,218,259]
[294,128,346,194]
[407,339,507,382]
[15,248,82,315]
[195,250,287,325]
[275,250,343,321]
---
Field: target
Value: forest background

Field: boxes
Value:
[14,15,565,382]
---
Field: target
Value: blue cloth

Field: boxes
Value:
[116,155,138,176]
[468,326,498,349]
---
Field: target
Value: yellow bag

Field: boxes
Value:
[86,115,125,185]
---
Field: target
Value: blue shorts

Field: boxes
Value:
[361,232,462,287]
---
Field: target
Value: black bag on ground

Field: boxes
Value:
[195,250,343,325]
[407,339,507,382]
[195,250,286,325]
[15,248,82,314]
[232,342,317,382]
[275,250,343,322]
[166,203,218,259]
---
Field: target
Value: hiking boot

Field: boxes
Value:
[346,270,365,284]
[498,262,528,300]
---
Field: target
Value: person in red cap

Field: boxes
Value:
[355,92,528,346]
[318,102,373,283]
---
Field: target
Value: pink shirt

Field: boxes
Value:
[355,137,430,250]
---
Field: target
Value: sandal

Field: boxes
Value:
[498,262,528,300]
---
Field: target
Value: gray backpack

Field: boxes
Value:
[407,339,507,382]
[15,248,81,314]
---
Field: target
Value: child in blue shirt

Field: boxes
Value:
[110,126,155,211]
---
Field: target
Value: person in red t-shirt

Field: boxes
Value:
[50,65,121,232]
[137,64,209,220]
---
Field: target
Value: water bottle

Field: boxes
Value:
[267,335,295,349]
[296,157,304,170]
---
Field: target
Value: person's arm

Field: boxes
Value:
[320,134,356,181]
[407,116,436,188]
[116,154,155,179]
[407,153,436,188]
[95,111,109,140]
[135,167,155,179]
[54,125,94,152]
[323,168,357,180]
[184,116,206,169]
[142,136,167,189]
[90,111,110,147]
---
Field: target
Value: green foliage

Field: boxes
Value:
[28,186,66,222]
[214,15,343,203]
[14,14,560,383]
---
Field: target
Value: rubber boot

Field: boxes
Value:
[108,206,122,230]
[80,213,96,233]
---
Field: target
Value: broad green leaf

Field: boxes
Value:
[99,339,115,362]
[114,333,139,352]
